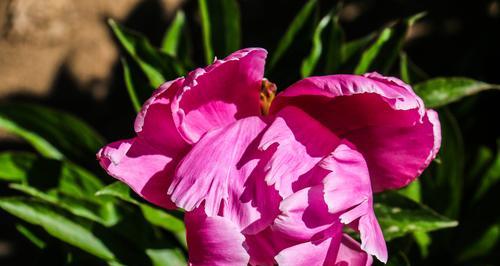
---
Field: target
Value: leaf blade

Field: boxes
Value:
[414,77,500,108]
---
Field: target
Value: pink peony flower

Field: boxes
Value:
[97,48,441,265]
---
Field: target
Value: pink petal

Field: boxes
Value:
[259,106,340,197]
[271,73,440,191]
[97,138,177,209]
[273,186,337,241]
[321,142,371,214]
[343,110,440,191]
[335,234,373,266]
[168,116,280,233]
[245,227,298,266]
[321,142,387,262]
[274,226,343,266]
[134,78,188,152]
[185,208,250,266]
[98,79,190,209]
[171,48,267,144]
[274,232,373,266]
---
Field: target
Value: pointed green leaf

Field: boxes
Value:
[121,57,142,112]
[458,223,500,262]
[420,110,464,218]
[15,223,47,249]
[324,11,344,73]
[0,104,104,161]
[414,77,500,108]
[97,182,185,233]
[374,192,458,240]
[108,19,185,88]
[198,0,241,64]
[269,0,317,70]
[472,140,500,203]
[354,13,425,75]
[161,10,186,56]
[0,198,115,261]
[0,152,119,226]
[301,12,332,77]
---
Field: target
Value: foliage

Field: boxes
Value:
[1,1,499,265]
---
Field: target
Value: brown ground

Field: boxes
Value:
[0,0,181,99]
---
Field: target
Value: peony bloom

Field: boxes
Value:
[98,48,441,265]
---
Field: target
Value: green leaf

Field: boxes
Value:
[10,183,119,226]
[399,52,411,83]
[146,248,185,266]
[414,77,500,108]
[269,0,317,70]
[0,104,104,161]
[16,223,47,249]
[340,34,375,64]
[354,13,425,75]
[108,19,185,88]
[374,192,458,241]
[121,57,142,113]
[457,223,500,262]
[0,198,116,261]
[324,11,344,73]
[0,152,37,182]
[96,182,185,233]
[161,10,186,56]
[0,152,119,226]
[198,0,241,64]
[472,140,500,203]
[399,52,429,84]
[96,181,137,203]
[421,110,464,218]
[301,12,332,77]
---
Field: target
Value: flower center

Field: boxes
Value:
[260,78,277,115]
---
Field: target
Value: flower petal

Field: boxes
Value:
[321,142,387,263]
[169,116,280,233]
[245,227,298,266]
[185,208,250,266]
[259,106,340,197]
[134,78,188,151]
[172,48,267,143]
[97,138,178,209]
[321,142,372,214]
[335,234,373,266]
[343,110,440,191]
[274,226,342,266]
[271,73,439,191]
[273,186,337,241]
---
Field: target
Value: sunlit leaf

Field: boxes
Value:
[108,19,185,88]
[198,0,241,64]
[354,13,425,75]
[0,198,115,261]
[161,10,186,56]
[96,182,185,234]
[146,248,185,266]
[374,192,458,240]
[414,77,500,108]
[269,0,317,70]
[0,152,118,225]
[301,12,332,77]
[15,223,47,249]
[0,104,104,162]
[121,57,142,113]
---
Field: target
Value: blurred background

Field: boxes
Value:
[0,0,499,265]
